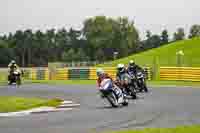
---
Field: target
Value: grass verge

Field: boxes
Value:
[148,80,200,87]
[1,80,200,87]
[29,80,200,87]
[105,125,200,133]
[0,96,62,113]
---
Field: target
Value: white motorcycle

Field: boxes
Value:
[99,79,128,108]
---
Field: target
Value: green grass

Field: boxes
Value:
[105,125,200,133]
[148,80,200,87]
[0,96,62,113]
[1,79,200,87]
[29,80,200,87]
[98,37,200,67]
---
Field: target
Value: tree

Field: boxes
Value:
[12,30,26,66]
[83,16,139,60]
[24,29,33,66]
[95,48,106,61]
[173,28,185,41]
[189,24,200,38]
[76,48,87,61]
[55,28,70,60]
[161,29,169,44]
[62,48,76,62]
[150,35,162,48]
[116,17,139,55]
[0,40,13,66]
[146,30,152,39]
[33,30,48,66]
[144,34,162,49]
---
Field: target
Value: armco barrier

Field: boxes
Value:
[68,68,89,80]
[50,68,68,80]
[0,67,151,81]
[89,67,151,80]
[160,67,200,81]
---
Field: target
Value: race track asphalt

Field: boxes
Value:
[0,84,200,133]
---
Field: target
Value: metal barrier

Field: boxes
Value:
[160,67,200,81]
[2,67,200,82]
[0,67,152,81]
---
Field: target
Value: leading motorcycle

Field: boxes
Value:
[99,78,128,108]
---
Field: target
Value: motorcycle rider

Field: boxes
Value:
[127,60,144,75]
[115,64,137,99]
[8,60,21,85]
[96,68,124,104]
[127,60,148,92]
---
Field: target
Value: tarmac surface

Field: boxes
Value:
[0,84,200,133]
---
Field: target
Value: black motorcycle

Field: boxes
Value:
[8,70,21,86]
[115,80,137,100]
[128,72,141,94]
[136,71,148,92]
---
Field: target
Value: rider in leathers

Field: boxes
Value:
[127,60,144,76]
[96,68,124,103]
[115,64,134,97]
[8,60,21,85]
[127,60,148,92]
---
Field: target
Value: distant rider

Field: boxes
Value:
[8,60,21,84]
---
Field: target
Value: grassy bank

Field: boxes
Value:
[105,125,200,133]
[98,37,200,67]
[0,96,62,113]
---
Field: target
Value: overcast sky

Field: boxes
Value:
[1,0,199,39]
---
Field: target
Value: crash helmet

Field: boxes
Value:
[129,60,136,68]
[117,64,125,73]
[96,68,105,77]
[11,60,16,64]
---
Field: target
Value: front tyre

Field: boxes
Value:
[122,98,128,106]
[129,86,137,99]
[106,93,119,108]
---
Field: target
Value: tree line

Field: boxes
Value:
[0,16,200,67]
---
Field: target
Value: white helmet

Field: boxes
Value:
[11,60,16,64]
[96,68,105,77]
[117,64,125,73]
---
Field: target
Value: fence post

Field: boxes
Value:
[152,56,160,80]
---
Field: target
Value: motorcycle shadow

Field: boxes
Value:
[96,106,126,110]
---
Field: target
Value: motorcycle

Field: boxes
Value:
[115,79,137,100]
[8,69,22,86]
[136,71,148,92]
[127,71,141,94]
[99,78,128,108]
